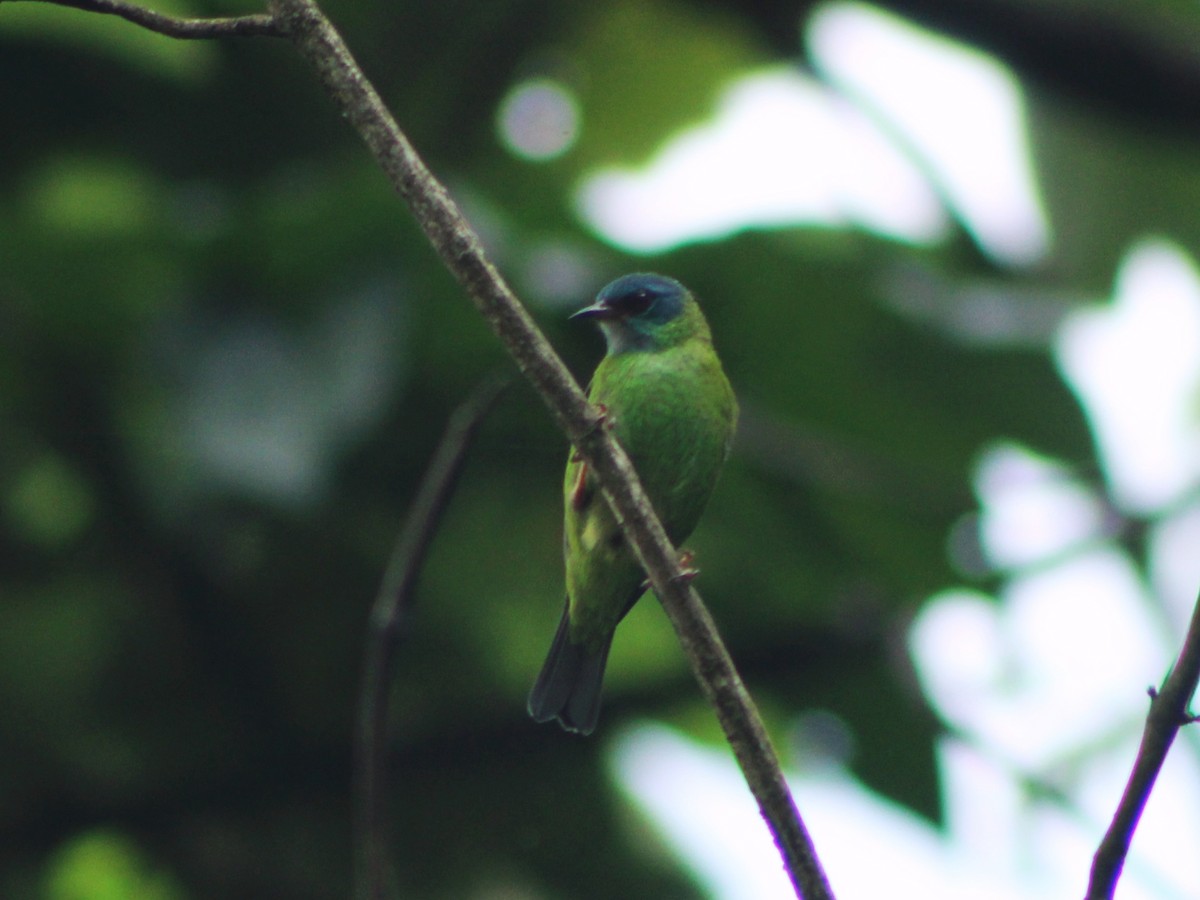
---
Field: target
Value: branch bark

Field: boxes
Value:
[6,0,282,38]
[266,1,832,896]
[1086,590,1200,900]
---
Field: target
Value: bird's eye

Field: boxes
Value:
[613,289,654,316]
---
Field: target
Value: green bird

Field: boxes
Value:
[528,273,738,735]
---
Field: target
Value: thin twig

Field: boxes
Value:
[356,375,508,900]
[269,2,832,897]
[1086,589,1200,900]
[5,0,282,38]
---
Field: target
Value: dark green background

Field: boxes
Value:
[2,0,1196,896]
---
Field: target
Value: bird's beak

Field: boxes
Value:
[570,301,618,321]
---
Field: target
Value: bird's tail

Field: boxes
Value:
[527,601,612,736]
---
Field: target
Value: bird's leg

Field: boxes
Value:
[569,461,589,511]
[569,404,611,510]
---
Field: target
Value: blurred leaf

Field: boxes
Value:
[567,0,769,167]
[1032,93,1200,292]
[44,830,185,900]
[4,449,95,549]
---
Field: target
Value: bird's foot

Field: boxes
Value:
[572,404,614,464]
[584,402,610,429]
[673,549,699,585]
[601,406,619,439]
[635,552,699,593]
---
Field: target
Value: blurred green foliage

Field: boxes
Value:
[43,829,185,900]
[0,0,1195,897]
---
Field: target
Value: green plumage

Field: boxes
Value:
[528,273,738,735]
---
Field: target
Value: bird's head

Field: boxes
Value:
[571,273,708,354]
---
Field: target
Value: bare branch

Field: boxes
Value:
[6,0,282,38]
[1086,589,1200,899]
[268,1,833,896]
[356,376,507,900]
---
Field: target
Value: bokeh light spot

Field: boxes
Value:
[497,79,580,161]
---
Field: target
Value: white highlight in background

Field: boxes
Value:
[614,724,1055,900]
[1057,239,1200,513]
[913,553,1162,768]
[577,2,1048,265]
[576,68,946,252]
[809,1,1050,265]
[497,78,580,161]
[973,443,1106,569]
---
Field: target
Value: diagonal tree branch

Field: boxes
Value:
[1086,589,1200,900]
[4,0,281,38]
[266,1,832,896]
[8,0,834,895]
